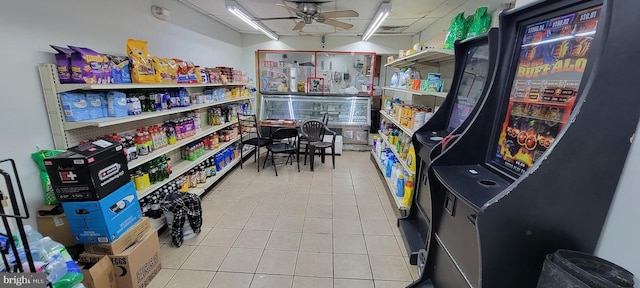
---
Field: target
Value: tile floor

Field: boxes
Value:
[150,151,418,288]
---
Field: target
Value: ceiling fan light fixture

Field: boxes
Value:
[225,0,279,40]
[362,2,391,41]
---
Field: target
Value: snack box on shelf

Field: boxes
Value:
[45,138,130,202]
[62,182,142,244]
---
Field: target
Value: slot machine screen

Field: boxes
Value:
[447,44,490,132]
[489,5,601,176]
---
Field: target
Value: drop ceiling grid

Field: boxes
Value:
[179,0,494,37]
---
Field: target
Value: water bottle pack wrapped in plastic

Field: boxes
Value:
[0,225,83,288]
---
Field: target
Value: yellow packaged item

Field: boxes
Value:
[194,66,204,83]
[165,58,178,83]
[126,39,156,83]
[406,145,417,172]
[151,57,172,84]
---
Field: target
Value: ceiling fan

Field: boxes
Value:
[259,1,359,31]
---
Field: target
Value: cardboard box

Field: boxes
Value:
[62,182,142,244]
[81,256,117,288]
[80,229,162,288]
[45,138,129,202]
[84,217,151,255]
[36,205,75,247]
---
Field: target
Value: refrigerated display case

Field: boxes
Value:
[260,94,371,144]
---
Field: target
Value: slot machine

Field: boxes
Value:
[397,29,499,265]
[412,0,640,287]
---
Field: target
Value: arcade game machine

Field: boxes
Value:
[413,0,640,287]
[398,29,500,266]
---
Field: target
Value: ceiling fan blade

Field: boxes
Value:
[319,10,359,18]
[276,3,305,17]
[293,21,306,31]
[259,16,300,20]
[322,18,354,30]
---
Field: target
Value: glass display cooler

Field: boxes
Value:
[260,94,371,144]
[257,50,376,144]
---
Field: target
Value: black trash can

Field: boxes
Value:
[537,250,634,288]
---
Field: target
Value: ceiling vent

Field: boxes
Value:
[377,26,409,34]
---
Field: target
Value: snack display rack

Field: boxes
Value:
[38,63,255,229]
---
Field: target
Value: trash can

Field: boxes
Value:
[537,249,634,288]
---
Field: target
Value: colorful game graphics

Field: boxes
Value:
[492,6,601,175]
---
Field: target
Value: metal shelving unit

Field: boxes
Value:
[62,96,253,130]
[385,48,454,67]
[378,133,415,176]
[379,110,415,137]
[38,63,256,230]
[371,151,408,211]
[381,86,447,98]
[376,49,455,214]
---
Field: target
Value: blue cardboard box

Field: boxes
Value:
[62,182,142,244]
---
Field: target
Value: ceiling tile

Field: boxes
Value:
[382,18,420,26]
[182,0,226,16]
[403,16,440,33]
[426,0,467,18]
[388,0,447,18]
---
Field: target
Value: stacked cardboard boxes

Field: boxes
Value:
[80,218,162,288]
[45,138,161,287]
[45,138,142,244]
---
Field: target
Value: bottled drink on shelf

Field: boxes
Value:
[150,195,162,219]
[136,132,149,156]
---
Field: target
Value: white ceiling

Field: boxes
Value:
[179,0,487,37]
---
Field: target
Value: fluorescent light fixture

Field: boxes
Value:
[362,2,391,41]
[225,0,278,41]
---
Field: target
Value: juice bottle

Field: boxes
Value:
[136,132,148,156]
[165,123,177,145]
[213,132,220,148]
[143,131,153,153]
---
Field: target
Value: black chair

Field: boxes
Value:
[238,113,271,172]
[263,128,300,176]
[300,120,337,171]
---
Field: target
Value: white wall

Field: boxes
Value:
[596,124,640,277]
[0,0,243,227]
[241,34,413,81]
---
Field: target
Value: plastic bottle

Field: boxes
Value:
[136,132,148,156]
[403,176,414,206]
[39,237,83,287]
[385,154,393,178]
[143,131,153,153]
[396,173,405,197]
[391,161,399,184]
